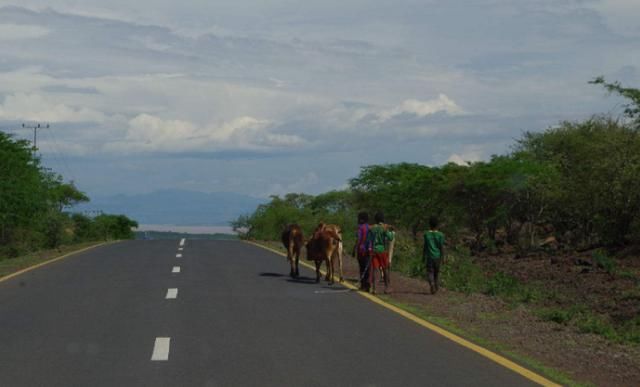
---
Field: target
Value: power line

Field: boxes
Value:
[21,122,49,155]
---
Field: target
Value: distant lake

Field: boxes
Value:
[135,224,236,235]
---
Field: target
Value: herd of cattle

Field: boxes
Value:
[281,223,344,284]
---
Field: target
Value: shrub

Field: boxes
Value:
[592,249,616,274]
[441,251,486,294]
[576,314,616,340]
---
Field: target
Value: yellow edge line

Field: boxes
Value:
[246,240,561,387]
[0,242,114,284]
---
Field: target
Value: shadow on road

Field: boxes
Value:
[258,272,285,277]
[259,271,319,285]
[259,271,350,287]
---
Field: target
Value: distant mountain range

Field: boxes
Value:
[73,190,265,226]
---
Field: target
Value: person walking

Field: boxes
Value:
[424,216,445,294]
[354,212,372,291]
[369,212,394,294]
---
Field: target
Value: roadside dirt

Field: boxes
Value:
[482,250,640,325]
[261,241,640,387]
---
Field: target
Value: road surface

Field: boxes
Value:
[0,240,540,386]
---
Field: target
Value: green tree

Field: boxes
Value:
[517,117,640,246]
[93,214,138,240]
[49,181,89,212]
[0,132,48,248]
[590,77,640,127]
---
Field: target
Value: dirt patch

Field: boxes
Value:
[259,241,640,386]
[481,251,640,323]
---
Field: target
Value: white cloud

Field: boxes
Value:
[445,145,488,166]
[446,154,470,166]
[0,93,106,123]
[377,94,464,122]
[0,23,49,40]
[105,113,307,153]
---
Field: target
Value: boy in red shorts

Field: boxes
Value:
[369,212,395,294]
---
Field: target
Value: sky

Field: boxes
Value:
[0,0,638,198]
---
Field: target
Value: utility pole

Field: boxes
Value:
[21,123,49,155]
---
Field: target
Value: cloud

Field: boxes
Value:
[104,113,307,154]
[445,145,489,166]
[0,93,106,123]
[41,85,100,94]
[332,94,464,130]
[0,23,49,40]
[446,154,470,166]
[377,94,464,122]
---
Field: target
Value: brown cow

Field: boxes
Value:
[306,223,343,284]
[281,224,304,278]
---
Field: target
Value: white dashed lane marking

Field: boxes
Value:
[172,266,181,273]
[179,238,185,246]
[151,337,170,361]
[176,254,182,258]
[166,288,178,299]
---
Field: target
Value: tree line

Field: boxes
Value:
[233,79,640,257]
[0,131,138,259]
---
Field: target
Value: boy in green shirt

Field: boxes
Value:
[368,212,395,294]
[423,216,445,294]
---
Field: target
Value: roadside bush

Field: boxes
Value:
[40,212,73,249]
[592,249,616,274]
[389,230,424,277]
[537,305,585,325]
[93,214,138,240]
[485,272,519,297]
[576,314,617,339]
[71,213,94,242]
[0,131,132,254]
[620,317,640,344]
[538,308,573,324]
[440,251,486,295]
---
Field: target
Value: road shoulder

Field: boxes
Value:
[0,241,114,283]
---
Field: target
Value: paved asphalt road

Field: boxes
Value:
[0,240,539,386]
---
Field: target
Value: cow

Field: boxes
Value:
[306,223,343,284]
[281,224,304,278]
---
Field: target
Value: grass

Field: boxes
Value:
[615,268,640,282]
[537,306,640,345]
[536,305,585,325]
[0,241,106,279]
[592,249,616,274]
